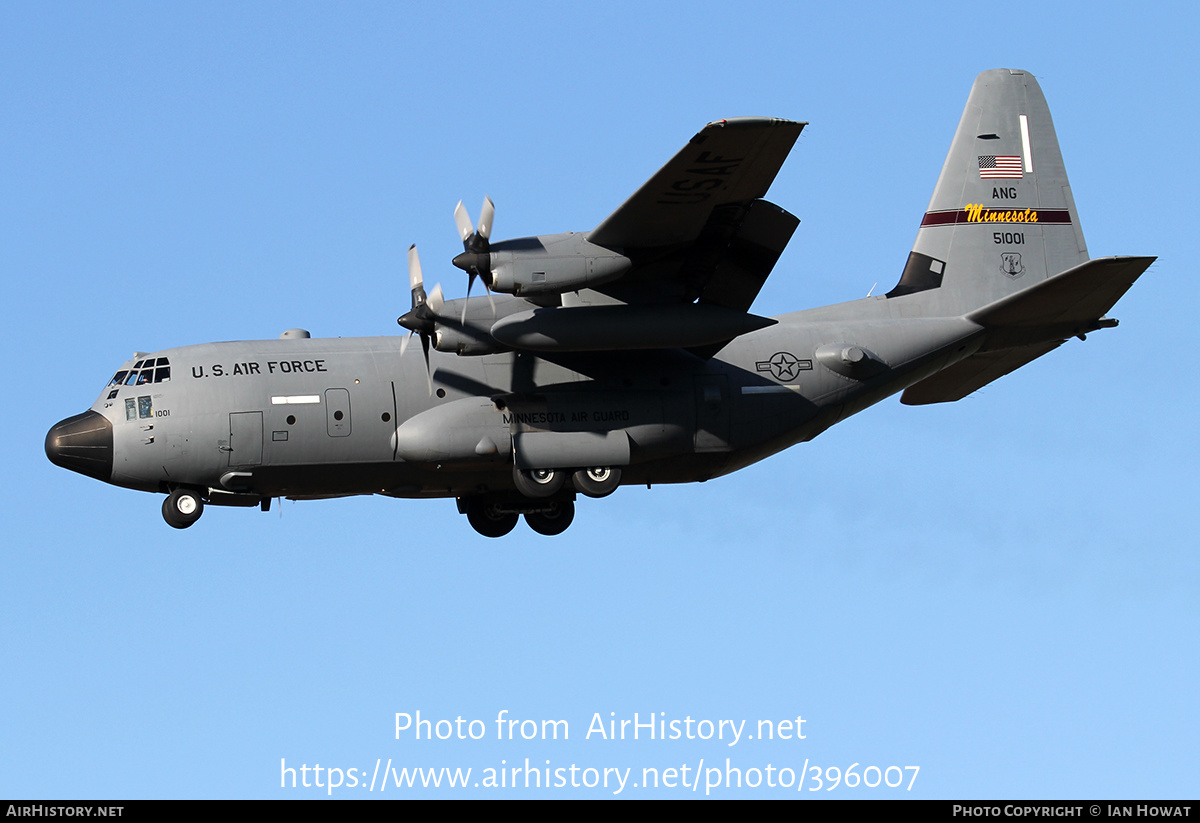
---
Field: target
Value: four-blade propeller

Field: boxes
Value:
[397,244,443,394]
[399,198,500,387]
[452,196,496,319]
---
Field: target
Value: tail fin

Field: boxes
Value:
[889,69,1090,315]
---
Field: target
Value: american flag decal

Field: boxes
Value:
[978,155,1023,179]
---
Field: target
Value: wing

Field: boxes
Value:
[585,118,804,311]
[432,119,804,359]
[590,117,804,249]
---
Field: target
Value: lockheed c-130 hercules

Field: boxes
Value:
[46,69,1152,537]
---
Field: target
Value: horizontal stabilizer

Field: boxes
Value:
[969,255,1154,332]
[900,341,1063,405]
[902,255,1153,405]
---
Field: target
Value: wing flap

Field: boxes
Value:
[588,118,804,250]
[696,198,799,312]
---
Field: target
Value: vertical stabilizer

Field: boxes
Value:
[889,70,1089,315]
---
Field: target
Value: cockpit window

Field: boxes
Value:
[109,358,171,390]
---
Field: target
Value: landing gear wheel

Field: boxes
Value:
[524,501,575,536]
[513,466,565,498]
[573,466,621,498]
[465,499,519,538]
[162,489,204,529]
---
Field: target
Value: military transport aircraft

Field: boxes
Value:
[46,69,1152,537]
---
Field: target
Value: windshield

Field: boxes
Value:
[107,357,171,389]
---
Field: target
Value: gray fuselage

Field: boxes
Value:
[65,294,981,503]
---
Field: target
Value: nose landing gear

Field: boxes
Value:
[162,489,204,529]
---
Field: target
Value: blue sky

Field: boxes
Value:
[3,2,1195,798]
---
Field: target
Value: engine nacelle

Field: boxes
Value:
[433,323,505,356]
[487,232,632,296]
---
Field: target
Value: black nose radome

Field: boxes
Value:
[46,411,113,482]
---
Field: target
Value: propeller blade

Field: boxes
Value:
[420,333,433,396]
[483,280,496,315]
[463,272,476,325]
[428,283,444,315]
[454,201,474,245]
[399,245,433,333]
[477,196,494,240]
[452,197,496,314]
[399,331,412,357]
[460,269,495,323]
[407,244,424,292]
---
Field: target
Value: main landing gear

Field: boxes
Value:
[464,498,520,538]
[460,463,623,536]
[460,496,576,538]
[571,466,621,498]
[525,501,574,536]
[512,465,622,499]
